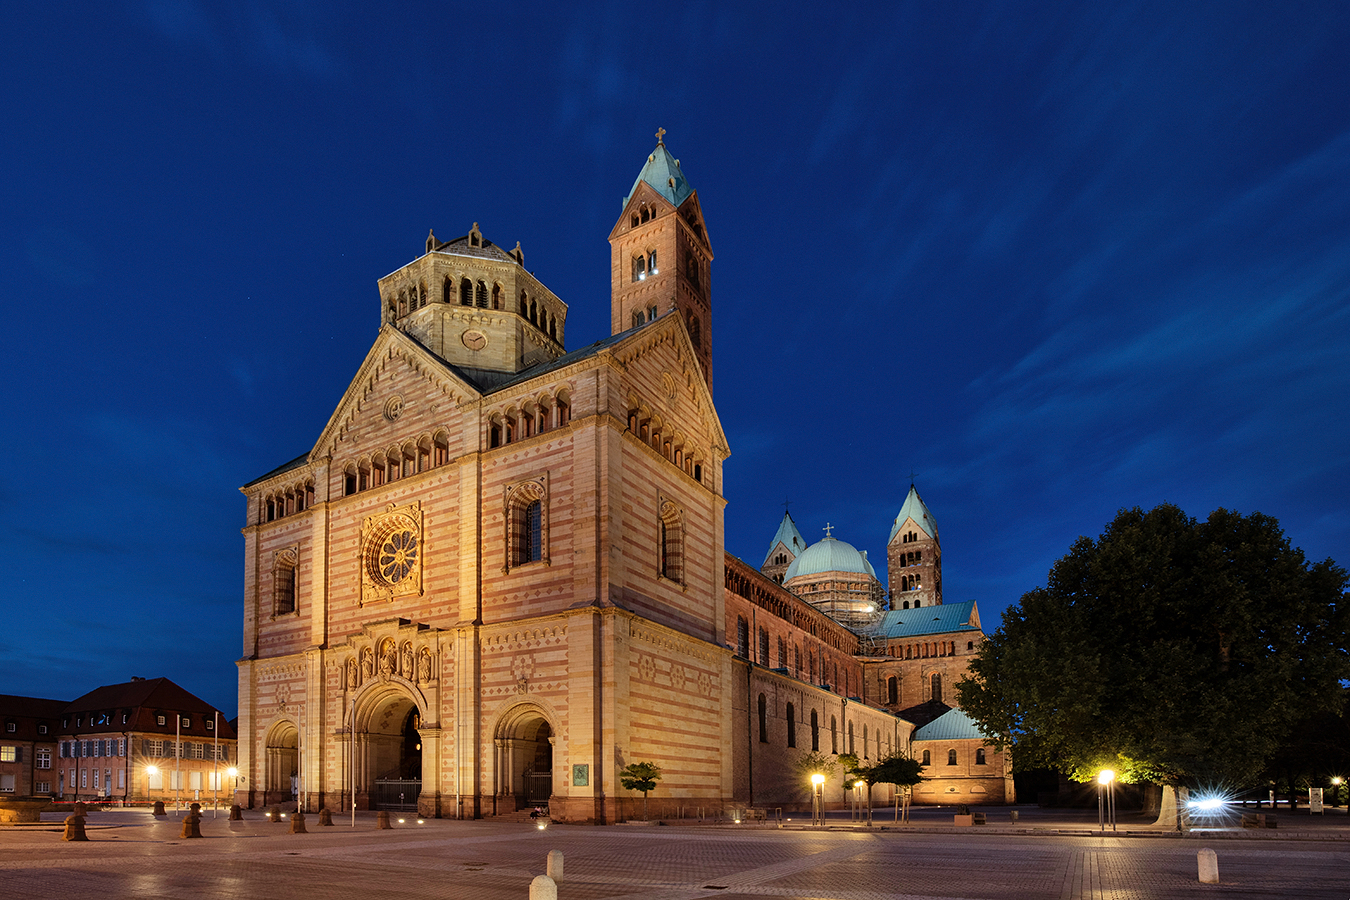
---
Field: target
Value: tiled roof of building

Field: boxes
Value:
[243,452,309,488]
[895,699,953,730]
[623,142,694,209]
[875,600,980,638]
[913,707,988,741]
[430,232,519,264]
[783,536,879,581]
[762,511,808,566]
[888,484,937,544]
[0,694,69,718]
[64,677,237,739]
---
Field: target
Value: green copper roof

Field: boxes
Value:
[888,484,937,544]
[623,142,694,209]
[783,536,878,581]
[913,707,988,741]
[875,600,980,638]
[762,512,808,566]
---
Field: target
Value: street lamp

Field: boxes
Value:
[811,773,826,827]
[1097,769,1116,832]
[146,765,159,807]
[1332,777,1342,808]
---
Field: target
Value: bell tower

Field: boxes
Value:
[609,130,714,390]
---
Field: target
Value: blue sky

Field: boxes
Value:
[3,2,1347,718]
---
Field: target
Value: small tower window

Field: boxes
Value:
[647,250,658,274]
[475,281,487,308]
[460,278,472,306]
[632,255,646,282]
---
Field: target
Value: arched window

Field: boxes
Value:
[862,725,869,758]
[786,703,796,748]
[659,500,684,584]
[830,716,838,753]
[632,255,646,282]
[810,709,819,751]
[491,283,501,310]
[914,599,921,608]
[887,676,898,706]
[549,318,557,341]
[273,550,297,616]
[847,721,855,754]
[460,277,472,306]
[687,311,701,350]
[530,300,538,325]
[475,281,487,308]
[947,749,957,766]
[647,250,658,274]
[967,641,974,651]
[736,617,749,658]
[757,627,769,666]
[921,749,930,766]
[975,748,986,766]
[757,693,767,743]
[931,674,942,703]
[506,480,547,568]
[443,277,453,304]
[631,310,644,329]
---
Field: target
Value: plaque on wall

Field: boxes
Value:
[572,764,589,787]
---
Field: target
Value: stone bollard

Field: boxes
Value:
[1198,848,1219,884]
[318,808,333,826]
[229,804,243,821]
[267,805,282,823]
[289,811,307,834]
[376,811,391,830]
[73,801,88,817]
[152,801,166,817]
[546,850,564,882]
[63,813,89,842]
[181,805,203,839]
[1009,810,1019,824]
[529,875,557,900]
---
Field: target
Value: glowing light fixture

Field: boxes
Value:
[811,773,826,787]
[1097,769,1115,785]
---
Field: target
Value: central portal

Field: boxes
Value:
[497,710,553,812]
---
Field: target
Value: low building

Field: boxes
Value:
[0,695,65,797]
[56,677,237,804]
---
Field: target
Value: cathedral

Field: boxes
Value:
[236,136,1011,822]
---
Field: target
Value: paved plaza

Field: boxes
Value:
[1,806,1346,899]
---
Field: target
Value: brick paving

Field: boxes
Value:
[0,807,1346,899]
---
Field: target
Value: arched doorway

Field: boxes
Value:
[357,690,423,811]
[264,721,298,806]
[495,707,554,812]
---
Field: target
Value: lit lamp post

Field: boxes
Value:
[227,767,238,806]
[811,773,826,827]
[1332,777,1342,809]
[146,765,159,807]
[1097,769,1116,832]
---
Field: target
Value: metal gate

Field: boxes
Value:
[523,771,552,806]
[373,779,421,811]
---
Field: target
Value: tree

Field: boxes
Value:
[619,762,662,820]
[867,753,926,823]
[957,504,1348,797]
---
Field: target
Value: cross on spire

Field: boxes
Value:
[909,468,918,487]
[823,523,833,539]
[782,498,792,515]
[655,127,666,145]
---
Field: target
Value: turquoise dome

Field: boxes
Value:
[783,536,878,581]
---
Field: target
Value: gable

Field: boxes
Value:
[611,314,727,456]
[312,327,480,462]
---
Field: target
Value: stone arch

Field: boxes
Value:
[262,716,300,806]
[489,699,560,812]
[348,679,429,811]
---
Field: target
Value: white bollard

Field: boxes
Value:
[1197,848,1218,884]
[529,874,557,900]
[546,850,564,882]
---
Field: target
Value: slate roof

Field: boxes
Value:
[888,484,938,544]
[623,142,694,209]
[874,600,980,639]
[913,707,988,742]
[895,699,953,730]
[762,512,808,566]
[429,232,519,264]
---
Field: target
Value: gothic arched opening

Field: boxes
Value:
[263,721,299,807]
[358,691,423,812]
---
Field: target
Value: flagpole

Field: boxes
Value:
[175,714,181,811]
[213,711,220,816]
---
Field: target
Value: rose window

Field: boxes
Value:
[376,529,418,584]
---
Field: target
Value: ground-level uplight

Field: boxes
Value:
[811,773,826,827]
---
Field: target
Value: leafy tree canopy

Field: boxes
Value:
[619,761,662,794]
[956,504,1348,788]
[865,753,926,790]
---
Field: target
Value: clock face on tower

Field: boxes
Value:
[462,330,487,351]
